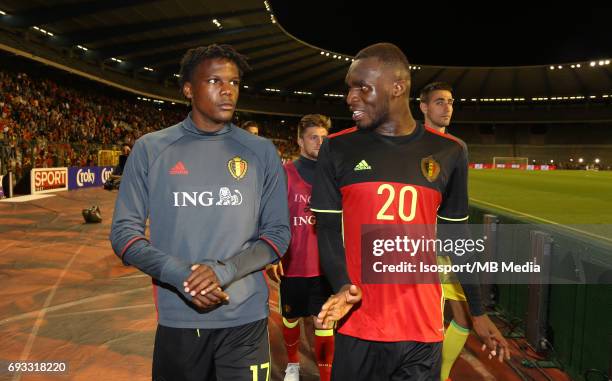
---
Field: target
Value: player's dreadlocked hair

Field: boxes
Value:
[178,44,251,88]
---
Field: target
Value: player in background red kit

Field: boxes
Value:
[267,114,334,381]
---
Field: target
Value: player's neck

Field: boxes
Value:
[190,110,227,133]
[375,108,415,136]
[299,154,316,164]
[425,121,446,134]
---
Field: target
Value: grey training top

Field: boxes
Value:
[110,113,290,329]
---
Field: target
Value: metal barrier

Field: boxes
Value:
[469,205,612,381]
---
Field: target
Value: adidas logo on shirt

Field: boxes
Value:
[169,161,189,175]
[354,160,372,171]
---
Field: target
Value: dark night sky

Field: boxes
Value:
[271,1,612,66]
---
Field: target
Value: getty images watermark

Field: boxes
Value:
[360,224,612,285]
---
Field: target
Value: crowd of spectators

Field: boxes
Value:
[0,64,320,184]
[0,69,187,181]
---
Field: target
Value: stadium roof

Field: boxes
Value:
[0,0,610,121]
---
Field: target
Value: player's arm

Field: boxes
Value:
[438,144,510,361]
[109,139,226,306]
[311,139,359,328]
[437,143,483,316]
[189,141,291,292]
[311,139,351,292]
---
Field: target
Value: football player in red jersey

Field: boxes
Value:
[311,43,509,381]
[267,114,334,381]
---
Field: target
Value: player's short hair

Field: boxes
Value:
[355,43,411,78]
[241,120,259,130]
[419,82,453,103]
[297,114,331,138]
[179,44,250,88]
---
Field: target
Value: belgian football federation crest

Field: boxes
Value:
[227,156,248,180]
[421,156,440,182]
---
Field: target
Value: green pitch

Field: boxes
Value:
[468,169,612,225]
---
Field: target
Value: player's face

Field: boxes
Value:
[246,126,259,135]
[421,90,453,130]
[345,58,392,130]
[298,126,328,160]
[182,58,240,131]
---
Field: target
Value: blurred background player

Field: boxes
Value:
[242,120,260,135]
[420,81,506,381]
[267,114,334,381]
[419,82,454,134]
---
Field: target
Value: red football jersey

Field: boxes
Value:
[282,161,321,277]
[311,123,469,342]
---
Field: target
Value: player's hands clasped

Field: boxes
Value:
[184,264,229,309]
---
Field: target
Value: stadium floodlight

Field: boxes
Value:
[569,158,574,162]
[595,158,600,164]
[578,158,584,163]
[0,9,6,15]
[576,63,581,67]
[557,65,562,69]
[606,60,610,65]
[549,66,555,70]
[590,61,596,67]
[598,60,605,66]
[550,160,554,163]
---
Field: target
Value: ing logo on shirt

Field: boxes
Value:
[227,156,248,180]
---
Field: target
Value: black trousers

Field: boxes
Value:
[331,333,442,381]
[152,319,270,381]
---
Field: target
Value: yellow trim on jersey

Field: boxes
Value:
[443,282,467,301]
[437,215,469,222]
[310,208,343,213]
[283,317,300,329]
[437,256,467,301]
[314,328,334,337]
